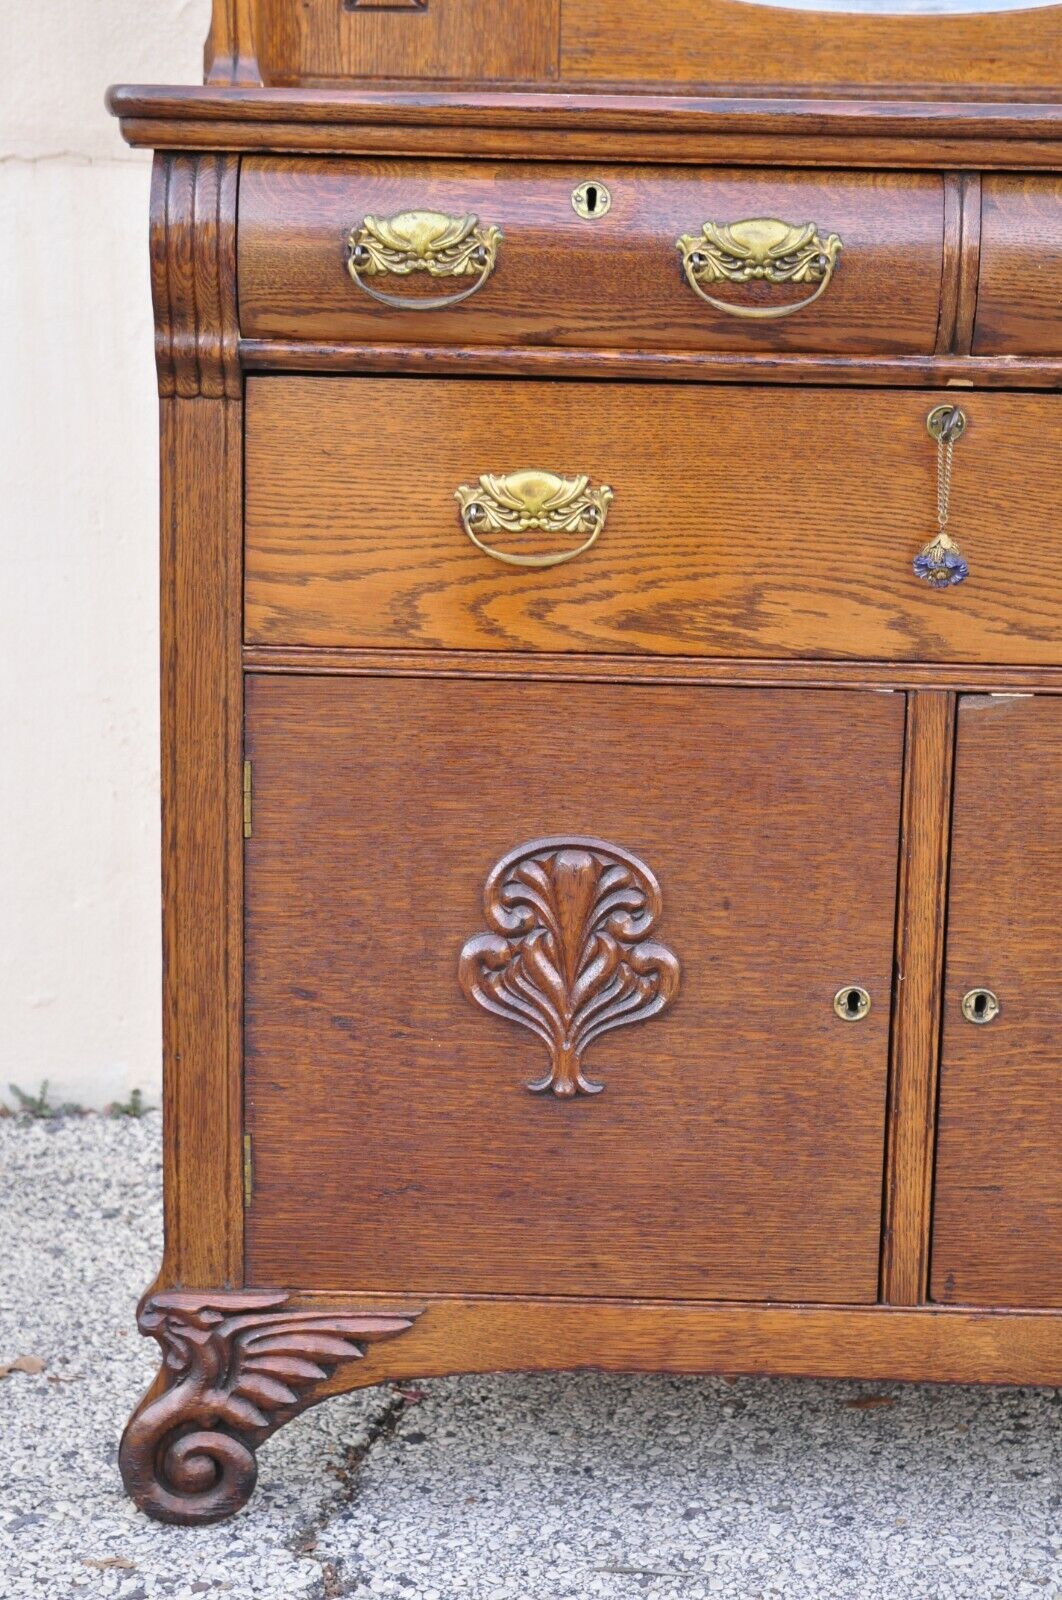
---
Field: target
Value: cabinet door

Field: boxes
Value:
[244,678,904,1303]
[932,695,1062,1308]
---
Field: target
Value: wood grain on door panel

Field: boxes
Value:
[259,0,560,84]
[238,160,944,354]
[931,695,1062,1308]
[244,379,1062,665]
[562,0,1062,92]
[244,676,904,1301]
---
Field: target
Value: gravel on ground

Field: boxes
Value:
[1,1113,1059,1600]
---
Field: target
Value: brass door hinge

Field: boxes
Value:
[243,1133,253,1209]
[243,759,253,838]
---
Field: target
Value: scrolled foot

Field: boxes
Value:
[119,1290,420,1525]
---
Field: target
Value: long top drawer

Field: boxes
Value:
[238,159,946,355]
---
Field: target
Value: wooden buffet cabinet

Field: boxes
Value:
[109,0,1061,1524]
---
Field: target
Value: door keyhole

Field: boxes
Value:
[961,987,1000,1025]
[834,985,871,1021]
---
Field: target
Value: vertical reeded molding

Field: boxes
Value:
[150,153,241,400]
[880,691,956,1303]
[205,0,264,86]
[152,152,244,1289]
[936,173,982,356]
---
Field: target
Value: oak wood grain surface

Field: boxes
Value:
[931,694,1062,1308]
[244,676,904,1301]
[205,0,262,86]
[243,645,1062,694]
[950,173,982,358]
[159,398,244,1289]
[151,152,240,399]
[108,85,1062,137]
[238,340,1062,390]
[563,0,1062,93]
[935,174,973,357]
[264,0,561,84]
[238,159,944,354]
[973,177,1062,357]
[880,692,955,1305]
[244,379,1061,665]
[152,150,244,1291]
[107,87,1062,173]
[188,0,1062,94]
[294,1296,1062,1390]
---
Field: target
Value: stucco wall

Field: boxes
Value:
[2,2,211,1108]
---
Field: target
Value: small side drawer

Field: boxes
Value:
[238,158,945,355]
[973,177,1062,355]
[245,378,1060,666]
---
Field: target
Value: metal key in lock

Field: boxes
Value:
[913,404,970,588]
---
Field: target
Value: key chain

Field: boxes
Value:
[913,405,969,588]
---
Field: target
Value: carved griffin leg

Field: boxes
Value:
[119,1291,420,1525]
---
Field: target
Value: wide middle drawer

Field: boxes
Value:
[244,378,1060,664]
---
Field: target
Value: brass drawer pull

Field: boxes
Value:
[346,210,502,310]
[455,470,614,569]
[676,218,843,320]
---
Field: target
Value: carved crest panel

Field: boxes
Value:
[459,836,680,1097]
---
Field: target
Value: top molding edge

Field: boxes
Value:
[107,84,1062,143]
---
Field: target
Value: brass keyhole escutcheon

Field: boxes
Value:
[571,179,612,220]
[962,987,1000,1025]
[926,403,968,443]
[834,985,871,1022]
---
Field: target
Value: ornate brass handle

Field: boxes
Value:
[346,210,502,310]
[675,218,843,320]
[455,470,614,569]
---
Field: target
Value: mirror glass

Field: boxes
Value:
[733,0,1057,12]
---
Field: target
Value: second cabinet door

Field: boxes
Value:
[244,678,904,1303]
[932,694,1062,1308]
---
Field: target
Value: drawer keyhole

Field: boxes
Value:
[572,179,612,220]
[834,985,871,1022]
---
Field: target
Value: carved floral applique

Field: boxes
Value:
[459,837,680,1097]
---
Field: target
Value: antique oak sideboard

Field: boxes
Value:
[109,0,1061,1524]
